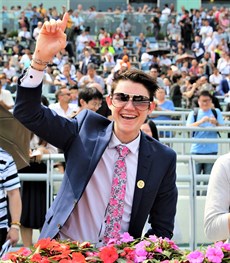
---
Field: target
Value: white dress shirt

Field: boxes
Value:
[49,102,78,118]
[59,133,140,246]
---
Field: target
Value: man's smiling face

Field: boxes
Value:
[106,80,154,143]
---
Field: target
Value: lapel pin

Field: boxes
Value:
[137,180,145,189]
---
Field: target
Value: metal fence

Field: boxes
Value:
[1,11,168,37]
[18,153,220,250]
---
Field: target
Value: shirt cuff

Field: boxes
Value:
[19,67,44,88]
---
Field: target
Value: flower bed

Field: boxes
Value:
[1,233,230,263]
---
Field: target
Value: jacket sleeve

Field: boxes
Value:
[13,83,82,151]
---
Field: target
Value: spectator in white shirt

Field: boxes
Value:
[209,67,223,94]
[161,4,171,23]
[71,11,85,33]
[18,26,32,41]
[199,19,213,43]
[49,87,78,118]
[159,54,172,67]
[76,30,92,56]
[2,62,17,80]
[33,21,43,40]
[217,52,230,75]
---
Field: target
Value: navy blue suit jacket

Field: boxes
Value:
[14,83,178,240]
[219,79,230,95]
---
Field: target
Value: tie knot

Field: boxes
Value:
[115,145,130,158]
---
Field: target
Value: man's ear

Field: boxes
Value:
[148,102,155,113]
[106,95,112,109]
[80,99,86,107]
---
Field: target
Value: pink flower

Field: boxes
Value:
[221,242,230,251]
[149,235,158,242]
[134,247,148,263]
[154,247,163,253]
[135,240,151,249]
[186,250,205,263]
[205,246,224,263]
[215,241,230,251]
[120,232,134,243]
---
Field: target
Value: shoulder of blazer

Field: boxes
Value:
[75,109,112,131]
[140,131,176,157]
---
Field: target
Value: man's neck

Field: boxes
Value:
[60,102,69,112]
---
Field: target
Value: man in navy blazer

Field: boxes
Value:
[14,14,177,245]
[219,74,230,95]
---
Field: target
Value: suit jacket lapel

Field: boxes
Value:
[130,133,157,222]
[87,122,113,176]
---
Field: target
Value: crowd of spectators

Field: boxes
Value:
[0,2,229,246]
[0,3,229,115]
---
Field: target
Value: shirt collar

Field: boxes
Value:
[108,132,140,154]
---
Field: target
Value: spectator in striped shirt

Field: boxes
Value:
[0,148,21,250]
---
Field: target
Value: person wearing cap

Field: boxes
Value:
[119,55,131,69]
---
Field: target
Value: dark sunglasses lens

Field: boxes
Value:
[116,93,129,101]
[132,95,150,110]
[133,95,148,102]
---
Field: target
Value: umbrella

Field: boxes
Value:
[175,53,195,63]
[0,105,31,170]
[147,48,171,56]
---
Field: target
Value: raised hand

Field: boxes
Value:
[32,13,69,70]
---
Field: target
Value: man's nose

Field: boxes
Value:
[123,99,135,109]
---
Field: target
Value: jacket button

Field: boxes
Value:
[57,224,61,229]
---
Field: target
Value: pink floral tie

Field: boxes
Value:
[103,145,130,243]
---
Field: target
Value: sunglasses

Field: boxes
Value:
[111,93,150,111]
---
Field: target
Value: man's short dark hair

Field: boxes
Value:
[111,68,158,101]
[69,84,79,91]
[78,87,103,106]
[198,90,212,99]
[150,65,159,71]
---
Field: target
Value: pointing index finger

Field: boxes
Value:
[60,12,69,32]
